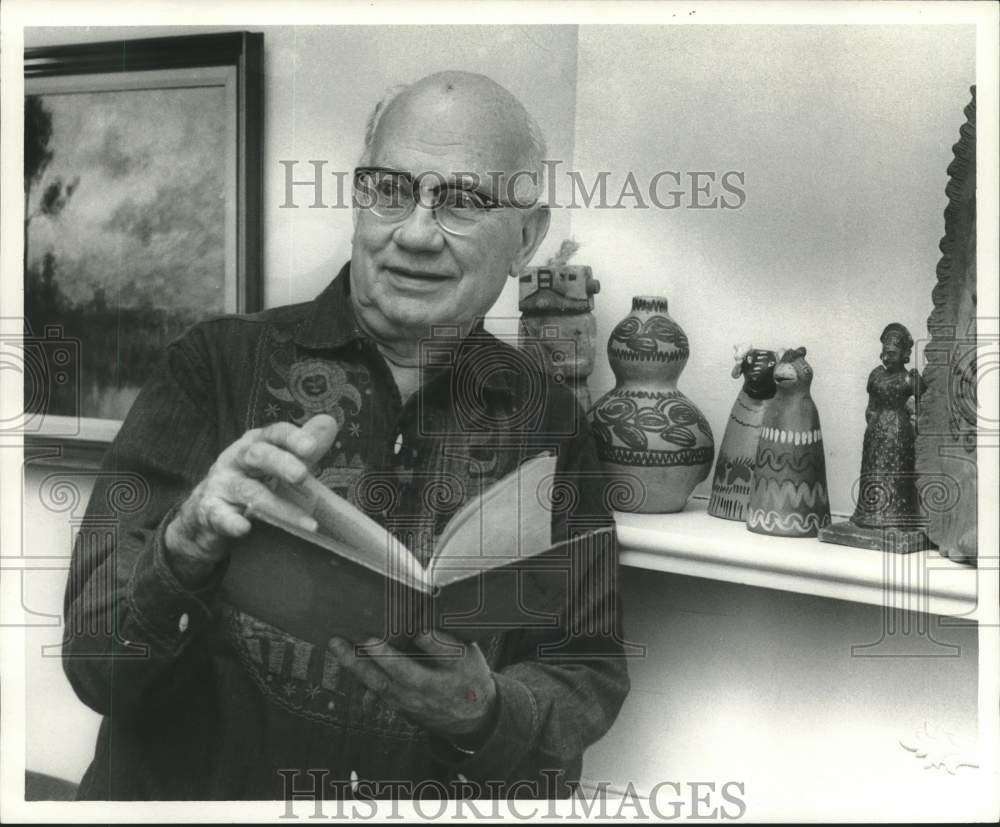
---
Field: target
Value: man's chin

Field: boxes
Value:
[368,302,466,341]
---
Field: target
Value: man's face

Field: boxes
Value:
[350,83,548,343]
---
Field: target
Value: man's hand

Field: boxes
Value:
[164,414,340,586]
[329,631,499,746]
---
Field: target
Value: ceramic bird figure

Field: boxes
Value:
[746,347,830,537]
[708,344,777,521]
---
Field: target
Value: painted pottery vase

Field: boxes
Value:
[708,345,777,521]
[588,296,714,513]
[746,347,831,537]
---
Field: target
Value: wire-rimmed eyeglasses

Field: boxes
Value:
[353,166,537,237]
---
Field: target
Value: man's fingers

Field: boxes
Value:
[298,414,340,465]
[329,637,395,696]
[357,637,431,684]
[254,420,317,457]
[239,441,310,486]
[237,416,339,480]
[252,417,337,464]
[173,416,338,562]
[202,496,253,539]
[232,478,318,531]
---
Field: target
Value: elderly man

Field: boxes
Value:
[63,71,629,800]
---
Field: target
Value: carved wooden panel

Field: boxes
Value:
[915,87,977,565]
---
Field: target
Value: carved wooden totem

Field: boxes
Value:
[518,241,601,410]
[915,86,978,565]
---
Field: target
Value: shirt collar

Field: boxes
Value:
[293,260,517,396]
[294,261,365,350]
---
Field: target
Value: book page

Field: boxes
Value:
[430,452,557,583]
[266,475,429,590]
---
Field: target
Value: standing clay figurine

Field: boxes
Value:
[819,324,928,552]
[588,295,714,513]
[708,344,777,521]
[519,240,601,411]
[746,347,830,537]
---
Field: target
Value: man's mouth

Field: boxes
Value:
[384,265,453,282]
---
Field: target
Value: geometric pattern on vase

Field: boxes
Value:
[589,295,714,513]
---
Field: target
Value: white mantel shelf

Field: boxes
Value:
[614,500,982,621]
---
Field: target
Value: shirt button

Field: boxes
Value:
[393,433,403,455]
[178,612,189,633]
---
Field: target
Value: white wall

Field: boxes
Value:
[21,470,101,783]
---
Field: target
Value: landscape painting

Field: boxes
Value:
[24,77,232,424]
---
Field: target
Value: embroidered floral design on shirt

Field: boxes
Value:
[266,355,363,425]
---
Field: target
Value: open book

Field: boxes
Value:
[221,453,602,646]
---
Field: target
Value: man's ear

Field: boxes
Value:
[511,205,551,277]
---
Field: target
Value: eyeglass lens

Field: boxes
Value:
[354,169,491,234]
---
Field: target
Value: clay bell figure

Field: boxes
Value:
[708,344,777,521]
[746,347,831,537]
[518,240,601,410]
[819,323,930,553]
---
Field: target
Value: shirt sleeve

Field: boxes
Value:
[429,399,632,797]
[61,326,225,718]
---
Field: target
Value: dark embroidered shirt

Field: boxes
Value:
[63,262,630,800]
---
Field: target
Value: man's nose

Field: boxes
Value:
[391,203,445,252]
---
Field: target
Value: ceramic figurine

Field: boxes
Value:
[854,323,923,525]
[708,344,777,521]
[588,295,714,513]
[519,240,601,410]
[915,86,978,565]
[746,347,830,537]
[819,324,929,552]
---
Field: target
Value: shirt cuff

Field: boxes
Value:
[428,671,538,783]
[123,505,227,657]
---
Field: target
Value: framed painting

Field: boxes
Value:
[22,32,263,465]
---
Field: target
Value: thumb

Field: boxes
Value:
[414,630,465,658]
[300,414,340,465]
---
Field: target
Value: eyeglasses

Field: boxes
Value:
[353,166,535,237]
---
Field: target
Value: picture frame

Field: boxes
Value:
[22,32,263,467]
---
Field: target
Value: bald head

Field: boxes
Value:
[361,71,546,203]
[349,71,552,351]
